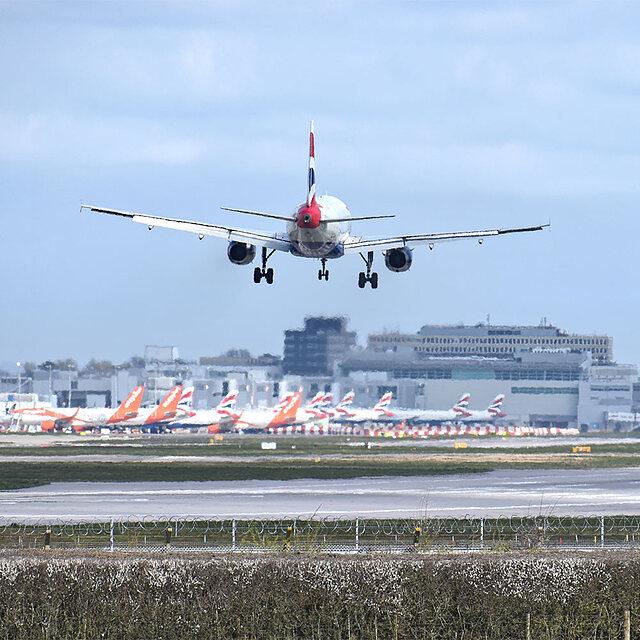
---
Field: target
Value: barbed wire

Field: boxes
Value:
[1,514,640,537]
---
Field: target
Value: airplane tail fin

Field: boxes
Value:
[144,385,183,425]
[452,393,471,418]
[336,391,354,409]
[178,387,194,409]
[307,392,325,409]
[216,391,237,412]
[307,120,316,206]
[322,393,333,407]
[269,388,303,427]
[106,385,145,424]
[488,394,506,417]
[374,392,393,411]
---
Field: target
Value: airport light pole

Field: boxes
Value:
[16,362,21,395]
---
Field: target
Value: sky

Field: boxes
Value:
[1,1,640,368]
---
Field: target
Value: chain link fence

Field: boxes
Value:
[2,515,640,552]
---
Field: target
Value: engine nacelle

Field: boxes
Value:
[227,242,256,265]
[384,247,412,272]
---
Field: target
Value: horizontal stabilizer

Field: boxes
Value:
[221,207,294,222]
[328,215,395,223]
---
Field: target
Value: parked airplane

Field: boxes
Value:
[233,389,303,431]
[126,385,184,431]
[407,394,472,424]
[11,386,145,431]
[82,122,548,288]
[332,392,395,423]
[462,395,506,421]
[170,391,240,431]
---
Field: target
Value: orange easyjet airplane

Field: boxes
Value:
[12,386,145,432]
[232,389,303,432]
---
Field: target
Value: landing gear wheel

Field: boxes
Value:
[358,272,366,288]
[265,267,274,284]
[318,258,330,282]
[370,272,379,289]
[253,247,275,284]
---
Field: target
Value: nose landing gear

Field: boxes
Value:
[318,258,329,281]
[253,247,275,284]
[358,251,378,289]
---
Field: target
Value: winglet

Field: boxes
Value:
[307,120,316,206]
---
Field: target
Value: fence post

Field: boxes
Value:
[44,528,51,550]
[232,519,236,550]
[624,609,630,640]
[355,518,359,552]
[110,519,114,552]
[526,612,531,640]
[286,525,293,550]
[600,515,605,548]
[480,518,484,549]
[165,526,172,550]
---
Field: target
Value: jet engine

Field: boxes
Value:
[227,242,256,265]
[384,247,412,272]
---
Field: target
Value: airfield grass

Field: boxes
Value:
[3,433,640,458]
[2,449,640,490]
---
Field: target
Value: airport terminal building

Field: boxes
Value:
[331,323,635,431]
[2,320,637,431]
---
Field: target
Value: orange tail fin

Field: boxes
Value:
[107,386,145,424]
[268,388,302,427]
[144,385,183,425]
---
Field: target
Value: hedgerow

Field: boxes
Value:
[0,551,638,639]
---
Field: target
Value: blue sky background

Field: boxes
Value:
[1,1,639,366]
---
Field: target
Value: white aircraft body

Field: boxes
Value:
[233,390,303,431]
[11,386,145,431]
[170,391,239,429]
[82,122,547,288]
[332,392,396,423]
[461,395,506,422]
[291,392,333,426]
[124,385,184,429]
[406,394,472,424]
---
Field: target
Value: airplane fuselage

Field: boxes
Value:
[287,195,351,258]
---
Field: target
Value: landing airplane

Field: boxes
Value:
[81,122,548,288]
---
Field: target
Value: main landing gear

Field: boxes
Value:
[358,251,378,289]
[318,258,329,281]
[253,247,275,284]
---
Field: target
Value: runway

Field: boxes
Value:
[2,467,640,521]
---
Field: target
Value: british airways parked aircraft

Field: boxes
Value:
[82,122,547,288]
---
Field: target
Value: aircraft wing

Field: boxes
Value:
[81,205,292,252]
[342,223,549,254]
